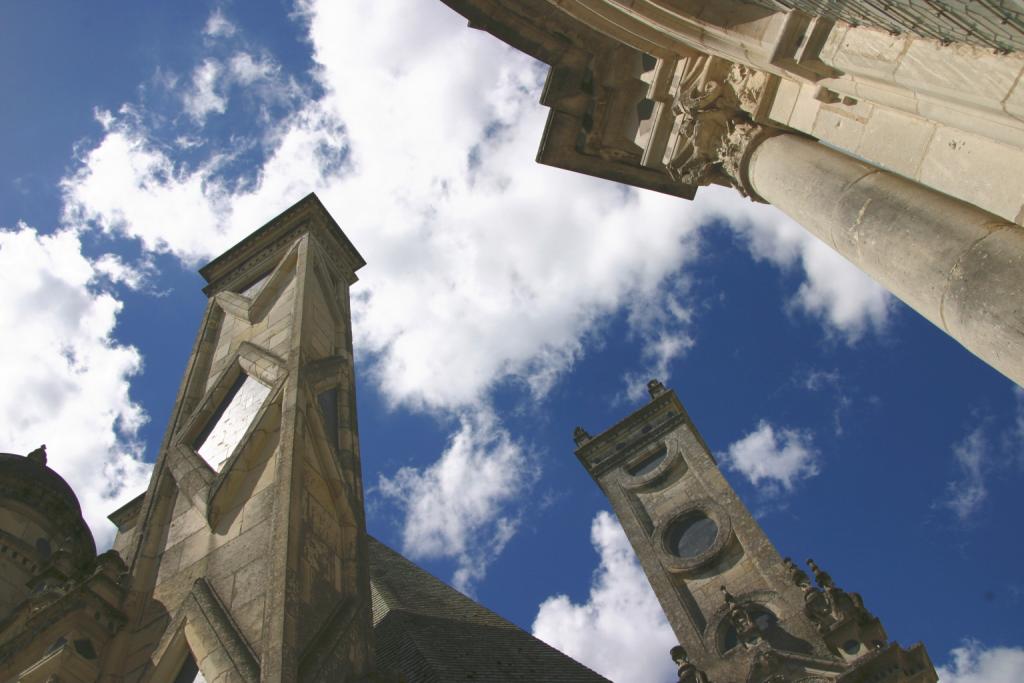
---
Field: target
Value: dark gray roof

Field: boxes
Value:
[368,536,610,682]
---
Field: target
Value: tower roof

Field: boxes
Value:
[368,536,609,682]
[0,450,96,567]
[199,192,366,294]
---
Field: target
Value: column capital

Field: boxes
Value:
[665,58,779,201]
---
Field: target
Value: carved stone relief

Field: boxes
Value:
[663,53,776,198]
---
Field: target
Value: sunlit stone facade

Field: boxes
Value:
[573,380,937,681]
[0,196,608,683]
[442,0,1024,390]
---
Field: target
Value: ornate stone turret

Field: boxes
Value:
[573,380,936,682]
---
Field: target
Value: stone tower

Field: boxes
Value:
[106,195,374,682]
[0,194,610,683]
[573,380,936,682]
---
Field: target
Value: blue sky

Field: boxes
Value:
[2,2,1023,681]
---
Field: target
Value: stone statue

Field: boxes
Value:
[806,558,873,625]
[783,556,811,589]
[573,426,592,446]
[721,586,761,646]
[647,378,667,398]
[671,645,710,683]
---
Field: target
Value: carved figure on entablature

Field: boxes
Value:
[783,556,812,589]
[721,586,763,648]
[802,558,879,638]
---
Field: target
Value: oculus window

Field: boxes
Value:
[666,513,717,559]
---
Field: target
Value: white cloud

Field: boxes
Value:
[184,59,228,123]
[182,49,295,125]
[229,52,278,85]
[57,0,893,581]
[802,368,841,391]
[92,253,153,290]
[941,427,989,521]
[0,225,151,547]
[720,194,892,342]
[621,283,694,402]
[721,420,820,493]
[532,511,677,683]
[61,1,895,415]
[203,9,236,39]
[61,1,704,412]
[937,640,1024,683]
[376,408,538,592]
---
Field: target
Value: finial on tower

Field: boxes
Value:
[806,558,834,589]
[26,444,47,466]
[573,426,592,447]
[647,378,667,399]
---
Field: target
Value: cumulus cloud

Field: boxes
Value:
[91,253,154,290]
[376,408,537,592]
[720,193,892,342]
[533,511,677,683]
[203,9,237,39]
[0,225,151,546]
[941,427,989,521]
[720,420,820,493]
[58,0,892,581]
[184,59,228,122]
[228,52,278,85]
[61,2,892,413]
[937,640,1024,682]
[621,281,694,402]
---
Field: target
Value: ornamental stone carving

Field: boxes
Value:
[720,586,763,648]
[664,54,776,199]
[671,645,711,683]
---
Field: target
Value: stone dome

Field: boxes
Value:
[0,448,96,619]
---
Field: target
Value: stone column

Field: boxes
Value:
[744,133,1024,387]
[659,55,1024,387]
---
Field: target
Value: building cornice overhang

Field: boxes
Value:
[199,193,366,294]
[575,389,689,478]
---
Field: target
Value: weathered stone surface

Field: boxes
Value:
[0,194,620,683]
[574,382,935,682]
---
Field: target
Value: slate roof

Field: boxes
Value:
[368,536,610,682]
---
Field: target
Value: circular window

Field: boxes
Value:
[627,446,667,477]
[666,513,718,559]
[842,639,861,655]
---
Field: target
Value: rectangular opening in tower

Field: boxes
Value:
[194,373,271,471]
